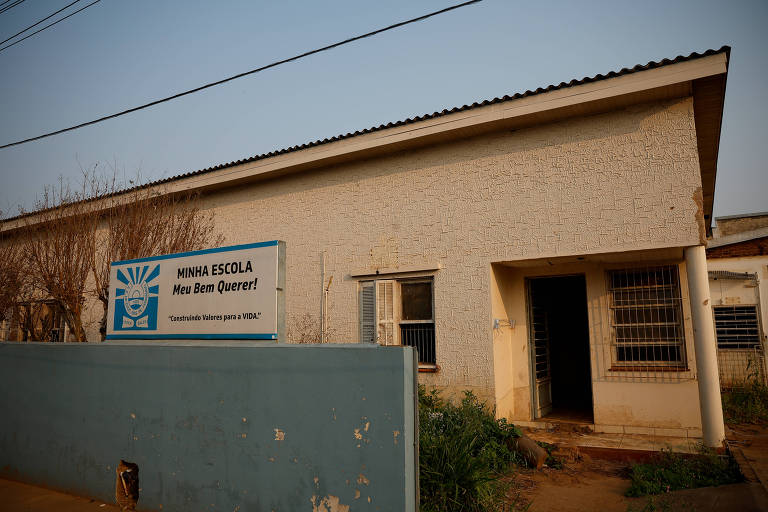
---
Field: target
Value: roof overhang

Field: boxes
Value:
[1,48,730,235]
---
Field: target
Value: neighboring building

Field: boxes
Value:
[1,47,731,444]
[707,218,768,388]
[712,211,768,238]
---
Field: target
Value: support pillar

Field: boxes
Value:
[684,245,725,447]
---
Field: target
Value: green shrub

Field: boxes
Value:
[418,386,522,512]
[722,382,768,424]
[625,448,742,497]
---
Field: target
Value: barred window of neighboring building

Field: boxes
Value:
[607,266,686,367]
[714,305,762,349]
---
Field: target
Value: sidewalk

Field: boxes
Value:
[0,478,120,511]
[727,423,768,493]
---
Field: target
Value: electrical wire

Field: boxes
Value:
[0,0,25,15]
[0,0,482,150]
[0,0,100,54]
[0,0,84,47]
[0,0,15,9]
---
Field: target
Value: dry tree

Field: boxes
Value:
[0,223,24,330]
[90,172,223,340]
[20,178,97,342]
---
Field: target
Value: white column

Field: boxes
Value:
[685,245,725,447]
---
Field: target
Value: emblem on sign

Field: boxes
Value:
[113,264,160,331]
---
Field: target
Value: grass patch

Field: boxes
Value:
[722,382,768,424]
[418,386,524,512]
[625,448,742,497]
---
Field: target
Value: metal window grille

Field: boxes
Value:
[607,266,686,370]
[399,279,435,365]
[714,305,762,349]
[717,347,766,388]
[400,324,436,364]
[531,308,551,381]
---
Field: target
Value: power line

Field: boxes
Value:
[0,0,482,150]
[0,0,100,53]
[0,0,84,47]
[0,0,15,8]
[0,0,25,15]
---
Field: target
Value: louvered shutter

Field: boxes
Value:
[359,281,376,344]
[376,280,397,346]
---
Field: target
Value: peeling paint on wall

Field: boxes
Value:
[310,495,351,512]
[692,186,707,244]
[274,428,285,441]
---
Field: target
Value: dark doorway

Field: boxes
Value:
[528,275,593,423]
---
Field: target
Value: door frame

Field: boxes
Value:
[525,273,592,420]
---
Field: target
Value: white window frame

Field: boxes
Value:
[359,277,436,365]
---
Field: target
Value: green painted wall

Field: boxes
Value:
[0,342,417,511]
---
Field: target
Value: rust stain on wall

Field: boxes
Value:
[692,186,706,244]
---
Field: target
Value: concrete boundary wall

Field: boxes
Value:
[0,342,418,511]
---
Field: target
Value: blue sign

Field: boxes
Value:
[106,241,285,341]
[113,264,160,331]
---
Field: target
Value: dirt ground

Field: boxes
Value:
[512,444,768,512]
[0,478,121,511]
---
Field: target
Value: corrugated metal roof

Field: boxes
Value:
[708,270,757,281]
[2,46,730,224]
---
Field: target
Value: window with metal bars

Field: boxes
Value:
[607,266,686,368]
[359,278,436,365]
[714,305,762,349]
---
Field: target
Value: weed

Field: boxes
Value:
[535,441,564,470]
[626,495,674,512]
[722,382,768,424]
[419,386,523,511]
[625,448,742,497]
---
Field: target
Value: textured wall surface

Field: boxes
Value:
[0,342,417,512]
[75,97,704,403]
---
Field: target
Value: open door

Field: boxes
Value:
[527,275,593,422]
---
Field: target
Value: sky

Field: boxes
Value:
[0,0,766,219]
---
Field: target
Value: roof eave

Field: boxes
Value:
[1,48,731,234]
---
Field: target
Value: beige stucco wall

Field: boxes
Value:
[74,97,704,416]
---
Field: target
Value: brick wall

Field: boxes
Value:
[707,237,768,258]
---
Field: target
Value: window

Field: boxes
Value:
[714,305,762,349]
[359,278,436,365]
[607,266,686,368]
